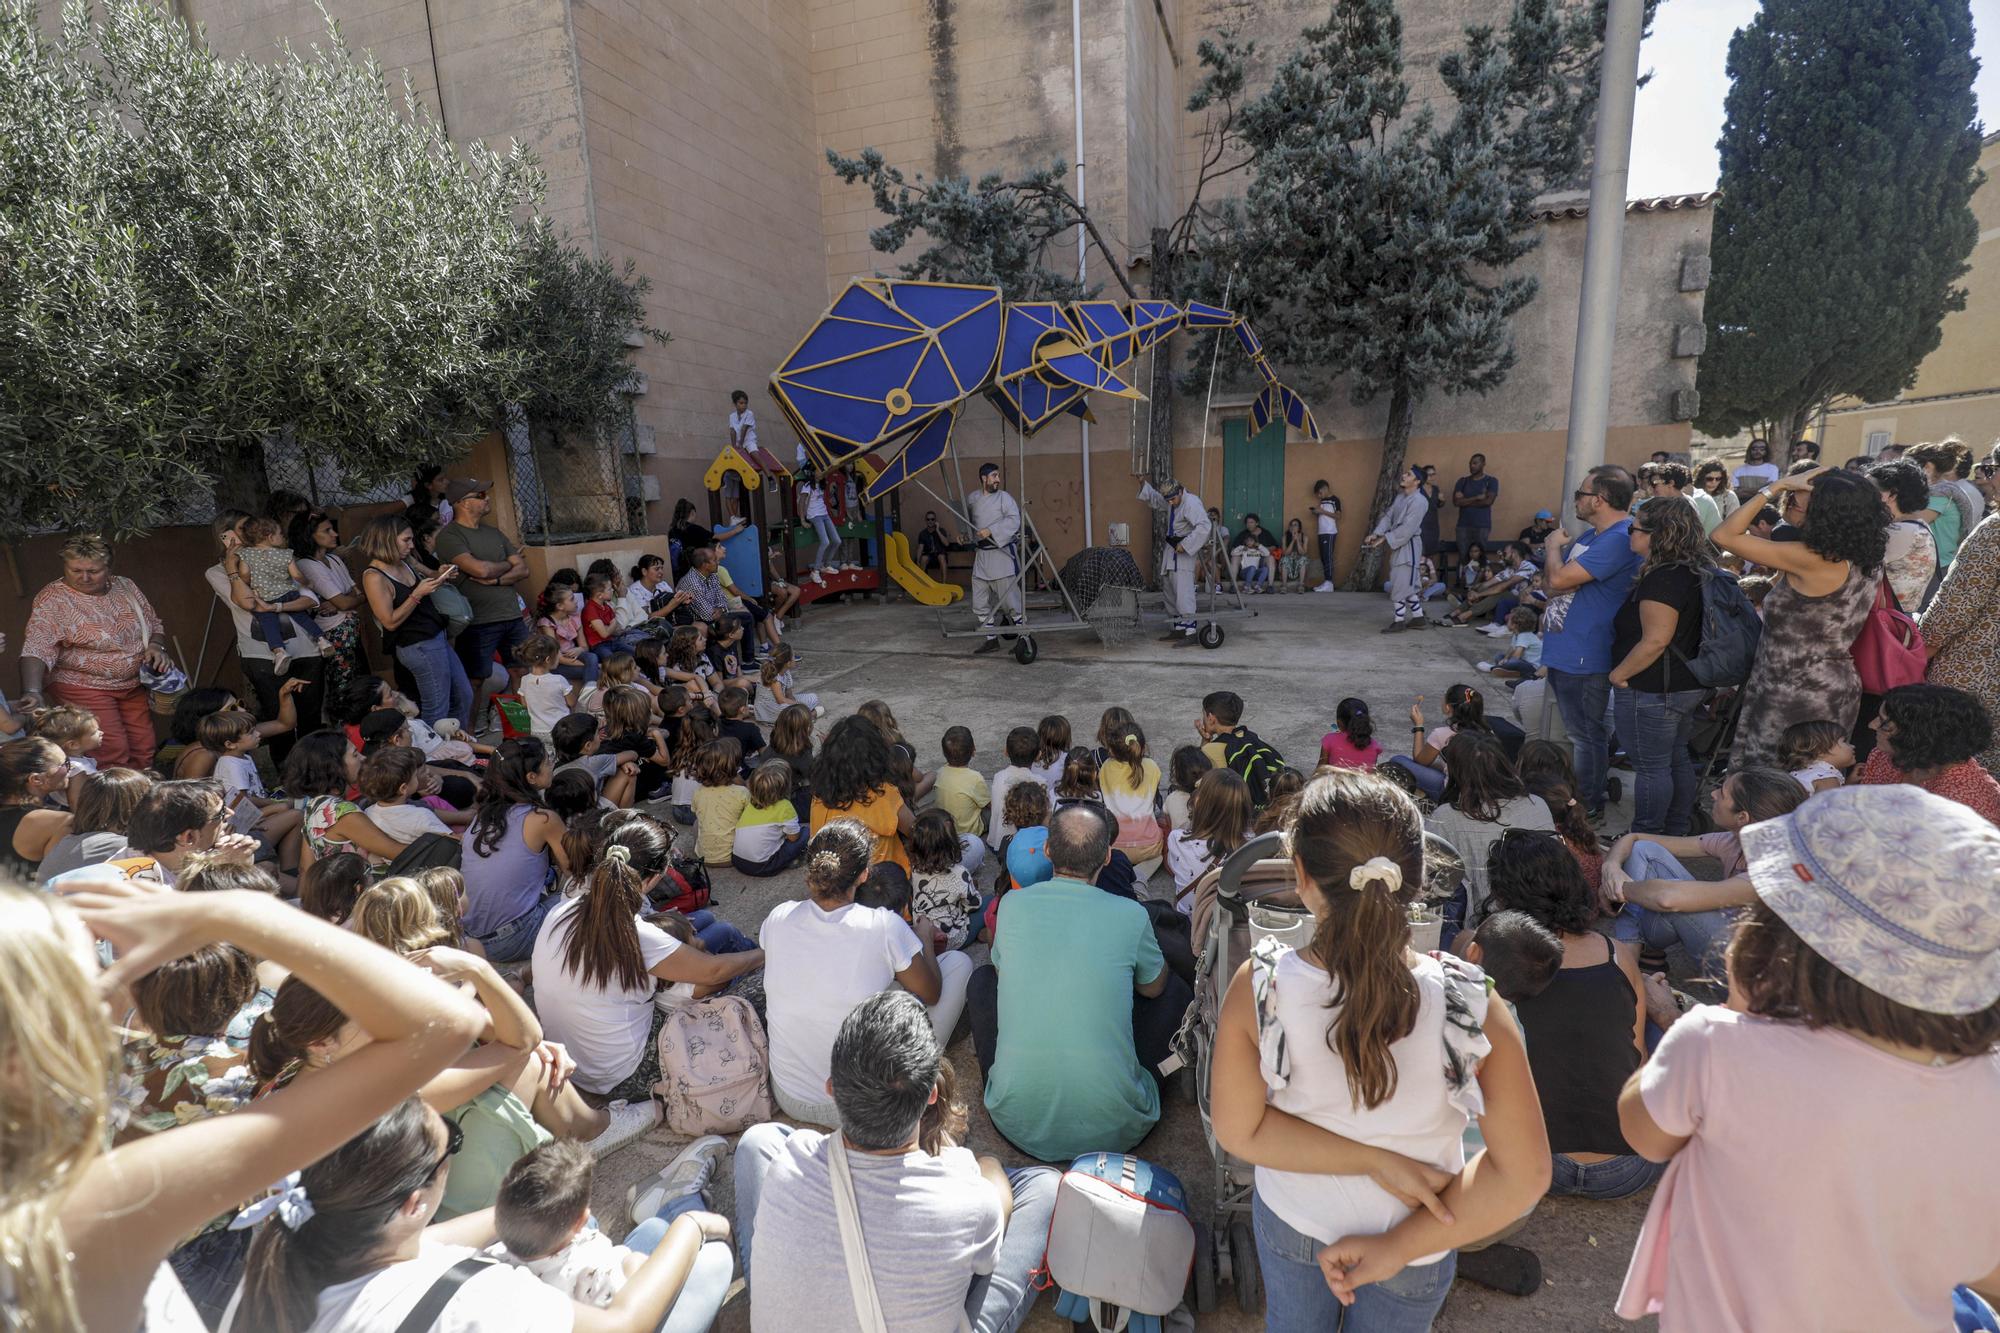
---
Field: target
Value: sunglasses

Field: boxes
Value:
[1573,489,1599,501]
[425,1117,465,1181]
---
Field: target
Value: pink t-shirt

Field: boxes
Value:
[1319,731,1383,769]
[1694,830,1745,879]
[1618,1006,2000,1331]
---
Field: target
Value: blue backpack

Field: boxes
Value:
[1669,566,1762,689]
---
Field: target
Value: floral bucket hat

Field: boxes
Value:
[1740,785,2000,1016]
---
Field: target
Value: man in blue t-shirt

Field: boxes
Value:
[1536,464,1641,820]
[1451,453,1500,573]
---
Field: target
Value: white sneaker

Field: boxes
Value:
[627,1134,728,1224]
[1312,581,1335,593]
[809,570,825,587]
[1476,661,1494,673]
[586,1098,661,1159]
[1478,623,1510,637]
[271,647,291,676]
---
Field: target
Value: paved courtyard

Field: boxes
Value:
[589,588,1652,1332]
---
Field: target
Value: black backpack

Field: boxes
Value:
[1668,566,1762,689]
[1219,727,1287,807]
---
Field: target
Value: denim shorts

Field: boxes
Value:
[1254,1191,1455,1333]
[475,892,556,964]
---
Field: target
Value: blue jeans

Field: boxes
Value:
[1545,667,1612,814]
[1385,753,1447,799]
[1548,1151,1667,1200]
[168,1226,251,1326]
[253,607,325,651]
[811,514,840,567]
[475,891,557,964]
[1610,841,1740,980]
[1253,1192,1455,1332]
[1613,687,1706,835]
[734,1122,1060,1333]
[458,615,531,691]
[396,632,474,727]
[683,908,755,953]
[731,836,807,878]
[625,1198,733,1333]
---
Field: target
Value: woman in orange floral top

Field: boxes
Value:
[18,534,171,769]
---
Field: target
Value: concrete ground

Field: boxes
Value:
[588,588,1654,1331]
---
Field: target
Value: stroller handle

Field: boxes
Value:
[1216,830,1294,905]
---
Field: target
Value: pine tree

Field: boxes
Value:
[1694,0,1983,444]
[1216,0,1625,589]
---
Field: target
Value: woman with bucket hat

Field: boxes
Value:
[1612,785,2000,1331]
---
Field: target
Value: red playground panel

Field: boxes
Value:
[795,567,881,606]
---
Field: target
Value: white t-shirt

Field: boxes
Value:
[1315,497,1340,536]
[801,483,829,521]
[367,801,454,842]
[531,896,680,1094]
[986,765,1037,848]
[214,753,265,803]
[760,899,921,1104]
[495,1227,631,1308]
[291,1242,575,1333]
[618,579,671,629]
[519,671,572,739]
[1791,760,1843,792]
[1732,461,1780,489]
[748,1130,1004,1333]
[1167,828,1214,903]
[1255,950,1467,1262]
[730,407,759,453]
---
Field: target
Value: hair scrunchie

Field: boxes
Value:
[1348,856,1402,893]
[603,844,631,867]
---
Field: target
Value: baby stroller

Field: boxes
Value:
[1169,828,1467,1315]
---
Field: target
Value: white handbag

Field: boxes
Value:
[827,1134,975,1333]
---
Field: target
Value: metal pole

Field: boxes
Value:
[1072,0,1093,548]
[1559,0,1645,508]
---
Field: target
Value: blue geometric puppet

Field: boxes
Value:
[770,278,1319,501]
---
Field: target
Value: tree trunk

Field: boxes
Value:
[1342,380,1417,592]
[1768,402,1808,456]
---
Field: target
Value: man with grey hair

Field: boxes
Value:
[733,991,1059,1332]
[1138,477,1212,642]
[967,804,1189,1161]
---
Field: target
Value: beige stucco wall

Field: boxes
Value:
[1820,133,2000,460]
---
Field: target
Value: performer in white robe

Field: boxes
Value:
[1139,478,1212,642]
[967,463,1024,654]
[1364,465,1431,631]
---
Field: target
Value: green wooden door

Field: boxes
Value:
[1221,417,1287,541]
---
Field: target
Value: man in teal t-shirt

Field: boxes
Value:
[972,806,1172,1161]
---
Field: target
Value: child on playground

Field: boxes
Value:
[731,759,806,877]
[1478,606,1544,681]
[1320,697,1382,769]
[1614,786,2000,1332]
[516,634,576,740]
[1778,717,1853,794]
[908,808,982,950]
[690,738,749,867]
[932,725,990,840]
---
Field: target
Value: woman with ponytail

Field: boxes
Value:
[1209,769,1549,1331]
[530,815,763,1107]
[761,818,972,1126]
[232,1096,735,1333]
[0,875,482,1333]
[461,737,569,963]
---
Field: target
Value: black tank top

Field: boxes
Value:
[0,806,42,881]
[370,563,445,647]
[1514,933,1642,1155]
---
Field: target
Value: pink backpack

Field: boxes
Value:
[652,995,774,1135]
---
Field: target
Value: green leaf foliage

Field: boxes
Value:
[1694,0,1983,438]
[0,0,659,539]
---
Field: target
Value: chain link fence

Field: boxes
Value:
[504,408,646,545]
[259,431,413,511]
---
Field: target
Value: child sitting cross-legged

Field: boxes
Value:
[690,737,749,867]
[731,758,806,877]
[716,685,765,769]
[908,808,982,951]
[1478,606,1543,681]
[932,725,991,842]
[986,725,1041,849]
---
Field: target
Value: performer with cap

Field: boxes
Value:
[967,463,1024,655]
[1140,477,1212,643]
[1364,464,1431,632]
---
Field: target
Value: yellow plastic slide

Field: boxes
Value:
[884,531,963,604]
